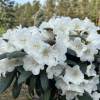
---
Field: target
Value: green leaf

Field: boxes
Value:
[16,66,25,73]
[0,71,15,94]
[18,71,32,84]
[97,30,100,34]
[38,96,43,100]
[94,54,100,58]
[84,75,94,80]
[45,40,56,46]
[97,82,100,91]
[29,75,37,91]
[12,79,22,99]
[78,62,87,74]
[40,69,49,91]
[43,28,53,31]
[43,89,51,100]
[60,96,66,100]
[0,53,9,60]
[3,39,9,42]
[7,51,27,60]
[45,40,55,43]
[65,60,77,66]
[77,91,93,100]
[67,48,76,56]
[69,34,86,42]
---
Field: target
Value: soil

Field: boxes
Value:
[0,83,28,100]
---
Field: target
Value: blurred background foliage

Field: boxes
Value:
[0,0,100,36]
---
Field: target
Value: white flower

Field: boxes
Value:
[68,83,84,93]
[71,18,83,30]
[82,17,97,30]
[85,64,96,77]
[35,43,58,66]
[0,58,23,77]
[2,29,13,39]
[55,76,69,95]
[24,36,45,55]
[80,44,98,62]
[86,29,100,49]
[63,65,84,85]
[55,31,69,47]
[70,37,87,57]
[91,92,100,100]
[46,62,67,79]
[10,28,31,50]
[64,91,78,100]
[52,40,67,62]
[0,39,8,54]
[40,29,55,41]
[23,55,44,75]
[28,26,40,37]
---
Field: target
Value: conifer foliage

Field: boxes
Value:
[0,0,15,29]
[34,9,44,27]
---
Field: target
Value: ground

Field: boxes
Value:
[0,83,28,100]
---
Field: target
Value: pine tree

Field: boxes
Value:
[14,3,20,26]
[89,0,97,22]
[43,0,56,21]
[71,0,78,18]
[56,0,70,17]
[0,0,15,29]
[34,9,44,27]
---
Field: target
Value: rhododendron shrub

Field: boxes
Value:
[0,17,100,100]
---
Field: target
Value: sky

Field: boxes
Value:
[13,0,45,5]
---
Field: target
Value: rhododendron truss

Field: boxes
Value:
[0,17,100,100]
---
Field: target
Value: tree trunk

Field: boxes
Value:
[98,11,100,27]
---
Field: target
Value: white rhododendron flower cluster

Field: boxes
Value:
[0,17,100,100]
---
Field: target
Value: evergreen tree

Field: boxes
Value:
[89,0,97,22]
[71,0,78,18]
[43,0,56,21]
[0,0,15,29]
[56,0,70,17]
[34,9,44,27]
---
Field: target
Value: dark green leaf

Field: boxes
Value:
[0,53,9,60]
[36,76,43,96]
[29,75,37,91]
[43,28,53,31]
[45,40,56,46]
[67,48,76,56]
[3,39,9,42]
[93,61,99,69]
[43,89,51,100]
[65,60,77,66]
[77,91,93,100]
[60,96,66,100]
[97,30,100,34]
[18,71,32,84]
[12,79,22,99]
[0,71,15,94]
[84,75,94,80]
[69,34,86,42]
[78,62,87,74]
[40,69,49,91]
[94,54,100,58]
[7,51,27,60]
[16,66,25,73]
[97,82,100,91]
[38,96,43,100]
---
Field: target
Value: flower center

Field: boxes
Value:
[20,38,27,44]
[73,71,78,77]
[33,44,41,50]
